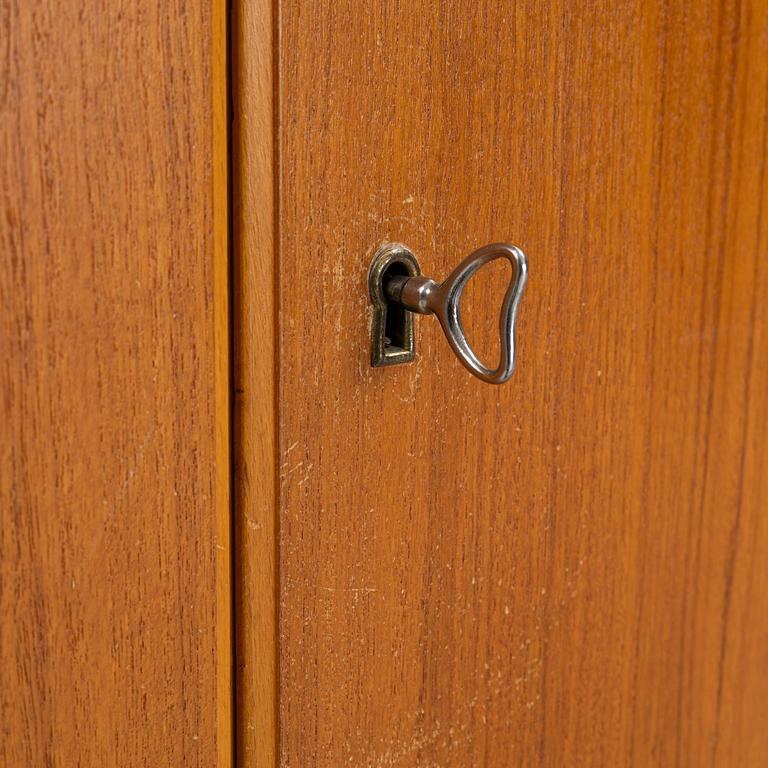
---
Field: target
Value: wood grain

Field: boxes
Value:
[232,0,278,766]
[0,1,231,765]
[233,0,768,765]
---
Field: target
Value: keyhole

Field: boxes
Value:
[381,262,409,353]
[368,244,421,368]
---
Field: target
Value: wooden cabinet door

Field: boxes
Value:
[235,1,768,766]
[1,2,231,765]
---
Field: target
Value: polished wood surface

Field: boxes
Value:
[0,1,231,765]
[232,0,279,765]
[235,0,768,765]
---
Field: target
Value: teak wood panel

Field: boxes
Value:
[1,1,231,765]
[236,1,768,766]
[233,0,278,765]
